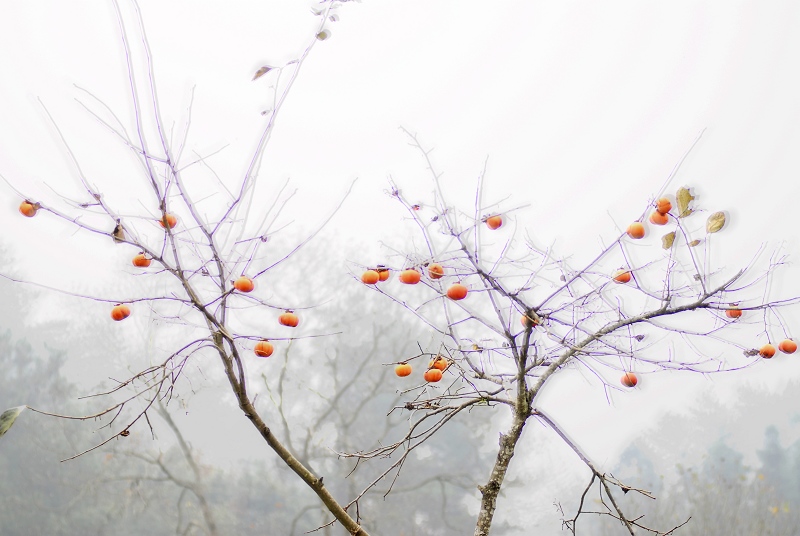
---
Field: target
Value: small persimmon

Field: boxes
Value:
[377,268,390,281]
[446,283,468,301]
[111,304,131,321]
[279,311,299,327]
[521,314,538,328]
[361,270,380,285]
[429,356,448,371]
[132,253,151,268]
[395,363,412,377]
[19,200,39,217]
[779,339,797,354]
[159,213,178,229]
[485,215,503,230]
[759,344,776,359]
[612,269,632,284]
[626,222,645,239]
[655,198,672,215]
[428,263,445,279]
[234,276,255,293]
[725,308,742,319]
[620,372,638,388]
[399,269,421,285]
[254,340,274,358]
[424,368,443,383]
[649,211,669,225]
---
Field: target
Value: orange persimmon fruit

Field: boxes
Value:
[446,283,468,300]
[395,363,412,377]
[361,270,380,285]
[626,222,645,239]
[254,340,274,358]
[111,304,131,321]
[399,269,421,284]
[620,372,638,387]
[279,311,299,327]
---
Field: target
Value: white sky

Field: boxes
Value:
[2,1,800,532]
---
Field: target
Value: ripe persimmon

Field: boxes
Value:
[725,308,742,319]
[626,222,645,239]
[612,270,632,284]
[234,276,255,293]
[19,200,39,217]
[377,268,390,281]
[424,368,443,382]
[395,363,412,377]
[779,339,797,354]
[429,356,448,371]
[485,215,503,230]
[111,304,131,321]
[254,340,274,358]
[361,270,380,285]
[620,372,638,387]
[132,253,151,268]
[649,211,669,225]
[279,311,299,327]
[399,269,421,284]
[760,344,776,359]
[655,198,672,215]
[428,263,445,279]
[446,283,468,300]
[159,213,178,229]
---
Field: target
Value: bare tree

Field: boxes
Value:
[346,129,800,535]
[2,1,374,534]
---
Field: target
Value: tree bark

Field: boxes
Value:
[474,417,527,536]
[214,337,369,536]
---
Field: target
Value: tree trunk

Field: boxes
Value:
[474,417,527,536]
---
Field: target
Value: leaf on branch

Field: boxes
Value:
[252,65,274,81]
[0,406,26,439]
[661,231,676,249]
[112,220,126,243]
[689,239,702,247]
[706,211,726,233]
[676,187,695,218]
[743,348,760,357]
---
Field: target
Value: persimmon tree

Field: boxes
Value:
[351,130,800,535]
[1,2,379,535]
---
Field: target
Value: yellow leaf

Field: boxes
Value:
[689,239,702,247]
[676,187,695,218]
[662,232,676,249]
[706,211,726,233]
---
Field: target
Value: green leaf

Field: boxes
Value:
[0,406,26,439]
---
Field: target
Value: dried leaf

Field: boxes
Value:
[661,231,676,249]
[112,220,126,244]
[633,334,645,342]
[0,406,26,438]
[252,65,273,81]
[706,211,726,233]
[689,239,702,247]
[676,187,695,218]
